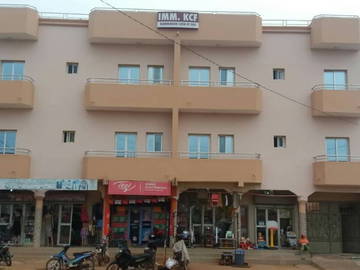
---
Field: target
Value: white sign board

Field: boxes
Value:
[157,12,199,29]
[0,179,98,191]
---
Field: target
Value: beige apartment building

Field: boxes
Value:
[1,4,360,253]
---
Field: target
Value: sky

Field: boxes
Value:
[1,0,360,20]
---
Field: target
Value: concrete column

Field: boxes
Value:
[33,190,45,248]
[172,108,179,158]
[248,204,256,243]
[298,198,307,237]
[173,37,181,86]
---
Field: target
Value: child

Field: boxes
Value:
[257,232,266,248]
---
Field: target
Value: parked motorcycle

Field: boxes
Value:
[46,245,95,270]
[161,240,190,270]
[94,242,110,266]
[106,236,157,270]
[0,244,12,266]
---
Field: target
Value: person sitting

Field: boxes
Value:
[257,232,266,248]
[299,234,310,256]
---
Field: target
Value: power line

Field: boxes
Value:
[99,0,358,126]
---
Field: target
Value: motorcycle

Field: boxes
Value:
[46,245,95,270]
[106,237,157,270]
[94,242,110,266]
[0,244,12,266]
[162,240,190,270]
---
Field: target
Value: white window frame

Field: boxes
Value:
[273,68,285,80]
[218,135,234,153]
[274,136,286,148]
[323,70,347,90]
[1,61,24,80]
[188,67,210,86]
[325,137,349,161]
[63,131,75,143]
[118,65,140,84]
[67,62,78,74]
[115,132,137,157]
[147,66,164,84]
[0,130,16,154]
[146,133,163,152]
[219,67,235,86]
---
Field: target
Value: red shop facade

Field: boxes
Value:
[103,181,176,247]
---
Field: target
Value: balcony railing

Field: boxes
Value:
[312,84,360,91]
[180,81,259,87]
[87,78,173,85]
[179,152,261,159]
[85,150,171,158]
[314,155,360,162]
[262,19,310,27]
[39,12,88,20]
[0,148,31,155]
[0,75,34,82]
[0,4,37,10]
[313,14,360,19]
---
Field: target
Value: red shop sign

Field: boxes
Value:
[108,181,171,196]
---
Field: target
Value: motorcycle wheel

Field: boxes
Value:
[46,258,62,270]
[106,261,120,270]
[4,255,12,266]
[83,257,95,270]
[104,254,111,264]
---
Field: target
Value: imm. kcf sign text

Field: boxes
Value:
[157,12,199,29]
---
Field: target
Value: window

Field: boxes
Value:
[326,137,349,161]
[67,62,78,74]
[273,68,285,80]
[119,65,140,84]
[219,68,235,86]
[189,67,210,86]
[1,61,24,80]
[0,130,16,154]
[219,135,234,153]
[148,66,164,84]
[324,70,347,90]
[274,136,286,148]
[188,134,210,159]
[115,133,137,157]
[146,133,162,152]
[63,131,75,143]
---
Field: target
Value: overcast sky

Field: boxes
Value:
[1,0,360,19]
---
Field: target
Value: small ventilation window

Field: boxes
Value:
[274,136,286,148]
[63,131,75,143]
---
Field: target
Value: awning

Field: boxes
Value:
[108,180,171,196]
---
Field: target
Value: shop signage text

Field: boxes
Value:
[0,179,98,191]
[109,181,171,196]
[157,12,199,29]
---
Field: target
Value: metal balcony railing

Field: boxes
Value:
[312,84,360,91]
[313,14,359,19]
[39,12,89,20]
[180,81,259,88]
[87,78,173,85]
[179,152,261,159]
[262,19,311,27]
[0,75,34,82]
[313,155,360,162]
[85,150,172,158]
[0,148,31,155]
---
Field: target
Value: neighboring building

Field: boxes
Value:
[1,4,360,252]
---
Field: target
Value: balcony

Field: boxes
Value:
[0,5,39,40]
[88,9,262,47]
[176,152,262,185]
[311,15,360,50]
[83,151,262,186]
[0,76,34,109]
[313,155,360,186]
[311,85,360,117]
[85,79,262,113]
[0,148,31,178]
[178,81,261,113]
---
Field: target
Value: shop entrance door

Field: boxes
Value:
[190,205,215,246]
[256,207,294,248]
[57,204,73,246]
[129,207,152,245]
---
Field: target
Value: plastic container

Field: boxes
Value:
[234,249,245,265]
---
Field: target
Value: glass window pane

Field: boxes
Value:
[199,135,209,159]
[130,67,140,83]
[326,138,336,161]
[2,62,13,80]
[116,133,126,157]
[148,66,163,83]
[334,71,346,90]
[127,134,137,157]
[189,68,210,86]
[119,66,140,84]
[188,135,198,159]
[324,72,334,89]
[225,136,234,153]
[147,134,155,152]
[5,131,16,154]
[219,136,226,153]
[154,134,162,152]
[337,138,349,161]
[0,132,4,154]
[13,62,24,80]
